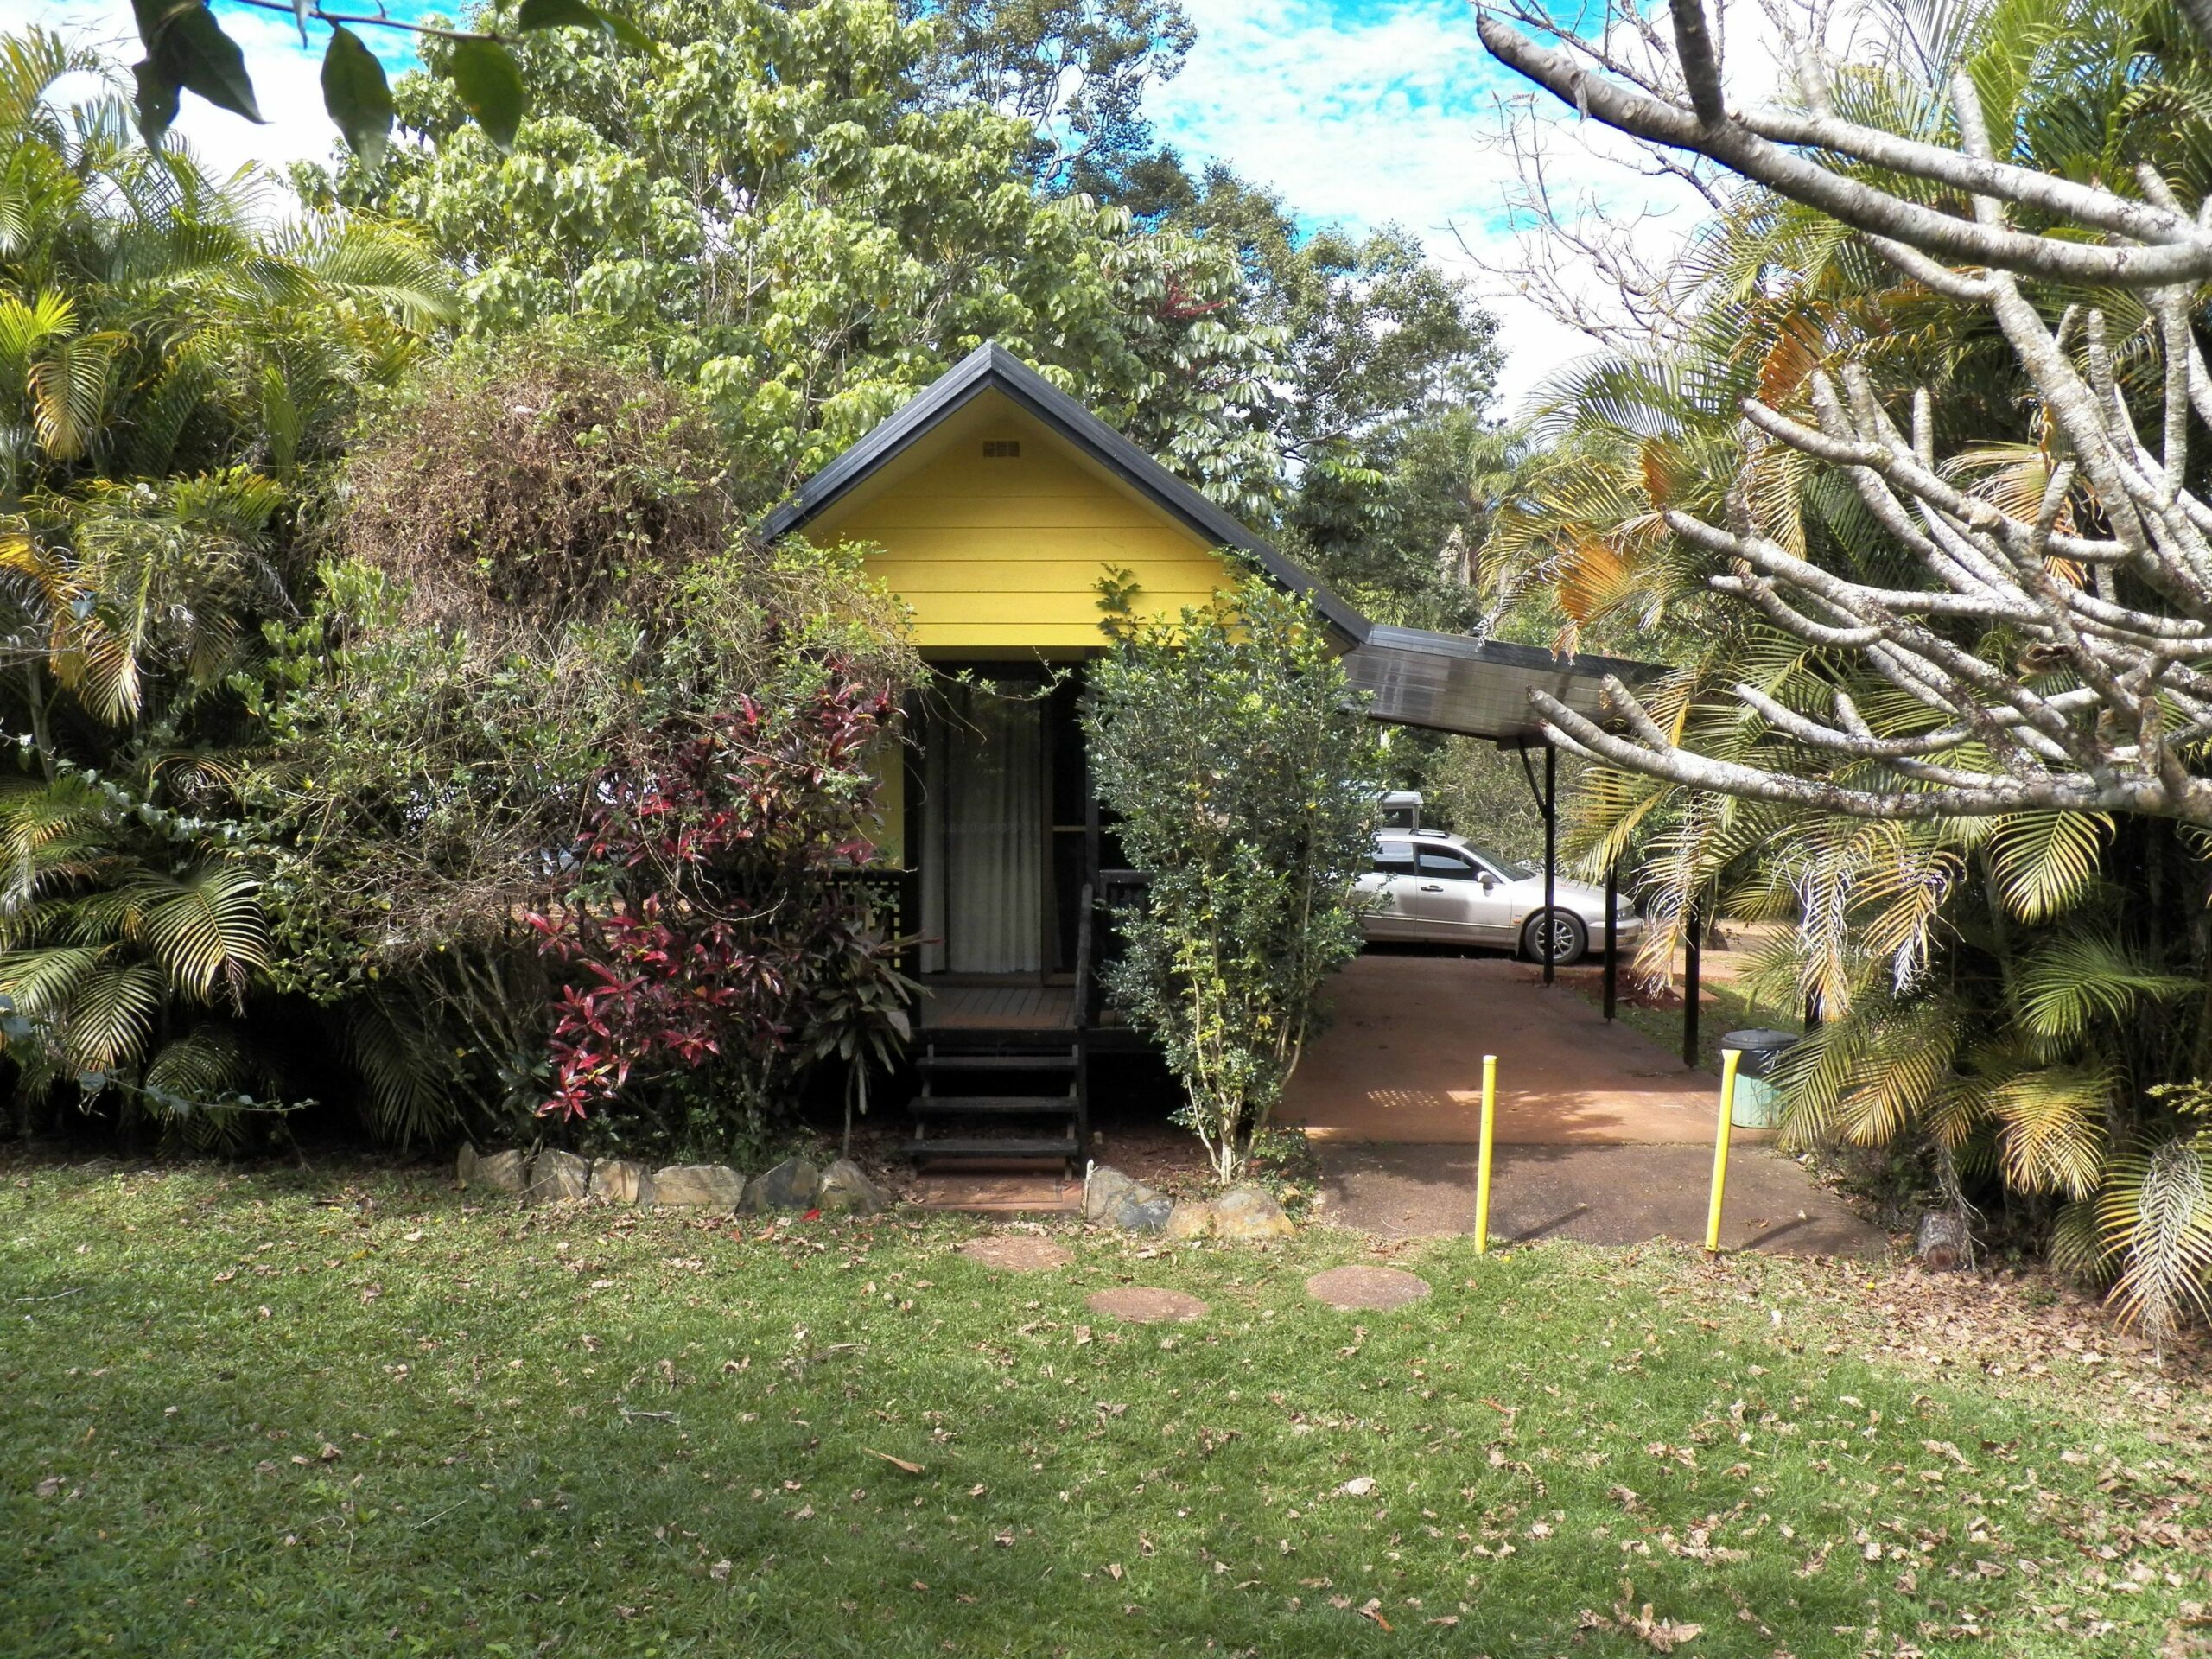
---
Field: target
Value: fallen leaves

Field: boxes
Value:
[863,1448,925,1475]
[1579,1582,1702,1652]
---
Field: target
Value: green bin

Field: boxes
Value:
[1720,1028,1799,1128]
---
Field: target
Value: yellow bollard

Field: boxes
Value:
[1475,1053,1497,1255]
[1705,1047,1743,1255]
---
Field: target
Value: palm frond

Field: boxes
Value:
[2013,930,2196,1050]
[346,994,459,1151]
[124,864,269,1010]
[140,1022,246,1113]
[1989,1063,2111,1198]
[2098,1131,2212,1347]
[2047,1196,2117,1281]
[54,959,164,1073]
[1987,810,2110,921]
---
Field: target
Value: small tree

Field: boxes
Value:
[1085,575,1381,1184]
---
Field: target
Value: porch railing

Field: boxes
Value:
[1072,882,1096,1031]
[831,865,923,979]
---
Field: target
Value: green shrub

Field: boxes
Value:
[1084,575,1380,1184]
[238,342,918,1147]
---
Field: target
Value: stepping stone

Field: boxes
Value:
[1086,1287,1209,1324]
[1305,1265,1432,1311]
[957,1236,1071,1272]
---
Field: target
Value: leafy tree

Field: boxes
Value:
[1123,160,1505,620]
[127,0,653,164]
[300,0,1289,516]
[1084,575,1380,1184]
[911,0,1195,196]
[0,30,452,1145]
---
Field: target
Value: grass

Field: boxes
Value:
[4,1162,2209,1658]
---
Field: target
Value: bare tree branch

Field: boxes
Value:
[1474,6,2212,286]
[1472,0,2212,829]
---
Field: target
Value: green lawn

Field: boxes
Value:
[4,1164,2207,1658]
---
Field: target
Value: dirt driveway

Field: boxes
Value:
[1286,950,1718,1146]
[1285,952,1885,1255]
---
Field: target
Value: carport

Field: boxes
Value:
[1313,628,1878,1255]
[1342,625,1717,1063]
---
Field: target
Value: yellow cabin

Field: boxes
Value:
[761,343,1634,1164]
[762,342,1363,997]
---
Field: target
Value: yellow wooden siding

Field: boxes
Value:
[823,423,1236,650]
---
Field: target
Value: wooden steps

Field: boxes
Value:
[905,1032,1088,1171]
[909,1171,1084,1213]
[912,1095,1077,1117]
[915,1052,1077,1076]
[904,1134,1081,1160]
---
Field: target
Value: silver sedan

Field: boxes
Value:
[1353,830,1642,965]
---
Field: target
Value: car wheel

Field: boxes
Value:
[1521,909,1588,967]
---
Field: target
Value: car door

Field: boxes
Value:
[1456,851,1522,944]
[1355,838,1421,938]
[1398,846,1492,939]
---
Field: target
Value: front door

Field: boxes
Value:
[919,681,1045,974]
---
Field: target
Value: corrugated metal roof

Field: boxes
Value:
[1344,625,1656,744]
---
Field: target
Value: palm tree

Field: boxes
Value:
[1484,0,2212,1340]
[0,29,454,1141]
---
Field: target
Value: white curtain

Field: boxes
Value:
[942,686,1042,974]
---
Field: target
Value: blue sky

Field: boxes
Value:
[4,0,1693,405]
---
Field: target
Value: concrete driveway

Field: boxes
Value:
[1285,951,1885,1255]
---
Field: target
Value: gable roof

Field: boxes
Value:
[760,340,1662,743]
[756,341,1372,646]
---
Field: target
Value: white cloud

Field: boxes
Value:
[2,0,355,182]
[1152,0,1715,412]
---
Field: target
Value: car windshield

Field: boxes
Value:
[1465,844,1538,880]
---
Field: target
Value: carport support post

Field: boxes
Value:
[1682,892,1702,1067]
[1602,861,1618,1021]
[1541,742,1557,987]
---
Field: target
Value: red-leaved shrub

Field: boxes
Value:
[527,662,895,1130]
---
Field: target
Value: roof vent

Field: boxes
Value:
[982,439,1021,458]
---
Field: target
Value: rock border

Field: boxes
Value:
[1083,1165,1294,1240]
[454,1144,887,1215]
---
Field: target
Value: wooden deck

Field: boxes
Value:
[918,982,1077,1031]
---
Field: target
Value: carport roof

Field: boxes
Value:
[1344,624,1659,746]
